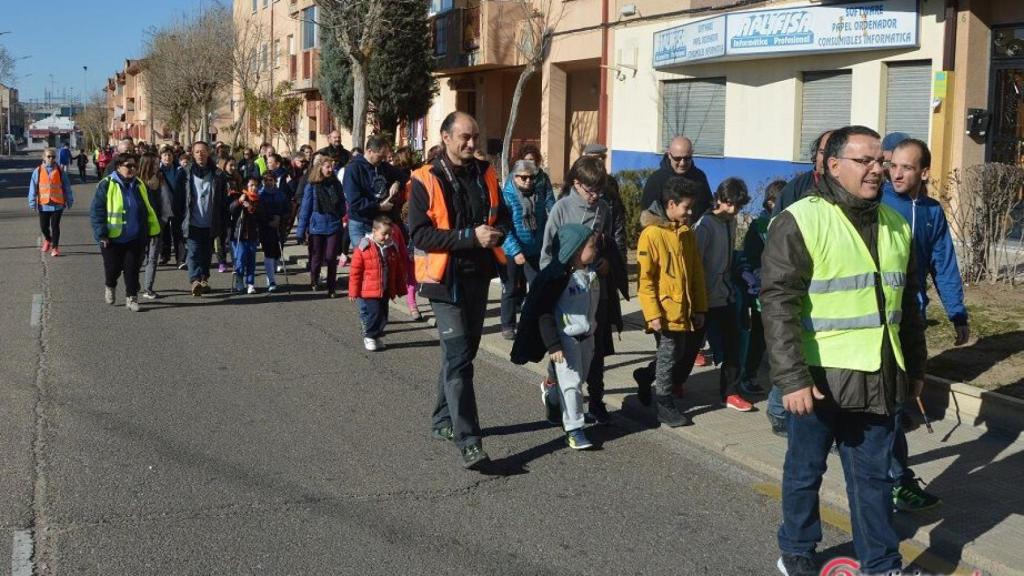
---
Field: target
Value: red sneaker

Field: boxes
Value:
[51,247,60,257]
[41,240,51,252]
[694,351,709,367]
[725,394,753,412]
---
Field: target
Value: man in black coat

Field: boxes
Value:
[640,136,713,218]
[173,141,228,296]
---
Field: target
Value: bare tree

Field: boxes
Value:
[0,44,13,85]
[144,5,234,144]
[77,92,109,151]
[499,0,562,182]
[317,0,389,150]
[230,13,267,148]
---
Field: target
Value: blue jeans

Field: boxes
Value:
[779,407,901,574]
[889,407,914,485]
[186,226,213,283]
[358,297,389,338]
[232,240,257,286]
[348,219,372,250]
[768,384,787,424]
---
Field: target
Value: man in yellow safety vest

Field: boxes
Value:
[761,125,927,576]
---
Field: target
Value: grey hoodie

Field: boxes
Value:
[694,211,736,308]
[539,191,610,269]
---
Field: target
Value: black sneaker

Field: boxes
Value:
[633,366,654,406]
[431,425,454,442]
[777,554,817,576]
[587,401,612,424]
[893,478,941,512]
[655,395,691,427]
[541,379,561,425]
[768,412,788,438]
[461,443,490,470]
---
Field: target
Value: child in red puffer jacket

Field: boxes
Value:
[349,215,407,351]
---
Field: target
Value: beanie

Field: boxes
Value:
[882,132,911,152]
[557,223,594,265]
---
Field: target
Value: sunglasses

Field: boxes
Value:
[45,155,55,159]
[123,163,138,169]
[669,154,693,163]
[516,174,536,181]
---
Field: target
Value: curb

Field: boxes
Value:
[922,375,1024,435]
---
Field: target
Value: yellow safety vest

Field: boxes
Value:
[104,177,161,239]
[785,196,911,372]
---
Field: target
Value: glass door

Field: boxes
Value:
[989,25,1024,166]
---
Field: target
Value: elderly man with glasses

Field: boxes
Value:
[640,136,713,220]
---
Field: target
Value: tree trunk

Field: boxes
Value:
[501,64,536,183]
[350,56,369,150]
[199,102,209,144]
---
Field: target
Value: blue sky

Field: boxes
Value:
[2,0,213,103]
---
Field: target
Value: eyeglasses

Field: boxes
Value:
[44,155,55,159]
[123,163,137,169]
[669,154,693,163]
[838,157,885,168]
[515,174,535,181]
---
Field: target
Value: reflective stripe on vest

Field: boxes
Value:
[785,196,911,372]
[105,177,162,239]
[38,165,66,206]
[411,164,506,284]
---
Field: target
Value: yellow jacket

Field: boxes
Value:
[636,207,708,331]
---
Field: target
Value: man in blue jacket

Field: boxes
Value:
[883,136,969,513]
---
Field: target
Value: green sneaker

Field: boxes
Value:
[893,479,941,512]
[431,425,454,442]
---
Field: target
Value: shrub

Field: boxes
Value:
[615,169,655,249]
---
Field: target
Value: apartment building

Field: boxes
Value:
[232,0,351,154]
[103,59,162,144]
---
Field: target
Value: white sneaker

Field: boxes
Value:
[104,286,115,305]
[374,337,386,350]
[125,296,140,312]
[363,337,377,351]
[246,284,256,294]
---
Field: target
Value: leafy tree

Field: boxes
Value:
[246,82,304,154]
[320,0,436,146]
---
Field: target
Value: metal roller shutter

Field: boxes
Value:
[799,71,852,161]
[885,61,932,142]
[661,78,726,156]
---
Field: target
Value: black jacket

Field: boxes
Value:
[772,170,818,216]
[173,161,229,238]
[510,262,574,365]
[317,144,351,168]
[640,155,714,219]
[760,176,927,415]
[408,157,509,303]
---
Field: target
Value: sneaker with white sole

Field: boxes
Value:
[125,296,140,312]
[566,429,594,450]
[363,337,377,351]
[724,394,754,412]
[104,286,116,305]
[141,290,158,300]
[374,337,386,350]
[246,284,257,294]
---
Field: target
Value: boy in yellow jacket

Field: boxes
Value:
[636,176,708,427]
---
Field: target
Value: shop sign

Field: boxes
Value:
[653,17,726,68]
[652,0,918,68]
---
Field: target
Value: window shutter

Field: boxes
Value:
[800,71,852,161]
[885,61,932,142]
[660,78,726,156]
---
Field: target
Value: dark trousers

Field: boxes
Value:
[101,239,146,297]
[653,328,706,397]
[77,165,87,183]
[889,407,915,485]
[430,278,489,449]
[215,225,231,266]
[779,408,901,574]
[499,255,539,329]
[358,297,389,338]
[309,232,342,293]
[161,217,185,264]
[706,305,742,400]
[745,309,766,381]
[186,226,213,283]
[38,210,63,246]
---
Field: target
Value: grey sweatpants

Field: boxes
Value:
[142,235,162,292]
[553,333,594,432]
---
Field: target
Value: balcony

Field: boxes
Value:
[291,49,319,92]
[431,0,527,73]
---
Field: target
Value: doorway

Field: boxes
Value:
[988,25,1024,166]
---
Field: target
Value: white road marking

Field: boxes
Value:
[11,530,33,576]
[30,295,42,328]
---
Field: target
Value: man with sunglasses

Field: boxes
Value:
[761,125,927,576]
[640,136,713,220]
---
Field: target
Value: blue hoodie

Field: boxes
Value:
[882,183,967,325]
[342,155,402,225]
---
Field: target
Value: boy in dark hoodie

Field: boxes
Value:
[512,223,600,450]
[636,176,707,427]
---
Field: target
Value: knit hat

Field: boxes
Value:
[882,132,911,152]
[582,143,608,156]
[557,223,594,265]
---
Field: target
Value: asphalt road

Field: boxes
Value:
[0,155,847,575]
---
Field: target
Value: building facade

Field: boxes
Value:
[103,59,166,145]
[0,83,21,154]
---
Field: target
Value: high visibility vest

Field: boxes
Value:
[38,165,66,206]
[104,177,161,239]
[254,156,268,176]
[411,163,506,284]
[785,196,911,372]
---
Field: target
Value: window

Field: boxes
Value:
[660,78,726,156]
[302,6,318,50]
[251,0,257,12]
[434,17,449,57]
[885,61,932,142]
[429,0,453,16]
[260,42,268,71]
[273,40,281,69]
[288,35,295,56]
[799,71,852,161]
[263,0,269,7]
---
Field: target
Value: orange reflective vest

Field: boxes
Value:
[411,163,506,284]
[38,165,66,206]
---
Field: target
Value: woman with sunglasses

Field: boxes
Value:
[29,148,74,257]
[498,159,549,340]
[89,154,161,312]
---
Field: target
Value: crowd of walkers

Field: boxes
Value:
[30,107,971,574]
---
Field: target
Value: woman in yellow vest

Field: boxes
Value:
[89,154,161,312]
[28,148,73,257]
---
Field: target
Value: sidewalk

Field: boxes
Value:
[281,243,1024,575]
